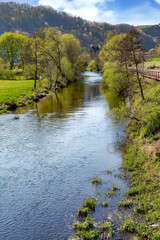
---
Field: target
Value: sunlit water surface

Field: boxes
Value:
[0,72,127,239]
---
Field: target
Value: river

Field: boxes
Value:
[0,72,128,240]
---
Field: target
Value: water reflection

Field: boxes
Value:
[100,85,125,110]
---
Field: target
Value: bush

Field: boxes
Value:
[102,68,130,94]
[0,69,15,79]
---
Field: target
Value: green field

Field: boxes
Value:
[0,79,34,104]
[146,57,160,62]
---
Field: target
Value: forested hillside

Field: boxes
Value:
[0,2,157,51]
[140,24,160,44]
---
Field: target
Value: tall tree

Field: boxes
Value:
[126,27,145,100]
[24,33,45,89]
[0,32,29,69]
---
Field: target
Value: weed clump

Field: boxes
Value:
[72,216,94,231]
[77,196,96,218]
[104,184,120,197]
[76,230,99,240]
[82,197,96,211]
[114,173,122,178]
[98,201,108,207]
[118,199,133,208]
[90,177,102,185]
[77,207,90,218]
[105,169,112,174]
[96,221,114,238]
[111,184,120,191]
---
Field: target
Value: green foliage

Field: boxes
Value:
[0,69,15,80]
[0,32,29,69]
[99,33,126,68]
[102,68,130,94]
[61,57,74,82]
[86,60,98,72]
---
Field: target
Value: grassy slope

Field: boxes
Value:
[121,80,160,239]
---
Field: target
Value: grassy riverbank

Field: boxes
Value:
[120,80,160,239]
[0,77,50,114]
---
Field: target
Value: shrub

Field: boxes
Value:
[102,68,130,94]
[0,69,15,79]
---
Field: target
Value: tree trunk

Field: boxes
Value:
[136,64,144,100]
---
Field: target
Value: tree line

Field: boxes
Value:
[0,28,90,89]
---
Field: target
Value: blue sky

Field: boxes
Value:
[1,0,160,25]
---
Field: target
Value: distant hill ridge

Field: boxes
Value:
[139,24,160,44]
[0,1,158,50]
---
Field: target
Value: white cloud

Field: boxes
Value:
[38,0,116,23]
[154,0,160,4]
[117,2,160,25]
[38,0,160,25]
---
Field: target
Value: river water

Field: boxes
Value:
[0,72,128,240]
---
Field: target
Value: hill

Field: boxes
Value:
[139,24,160,44]
[0,2,157,51]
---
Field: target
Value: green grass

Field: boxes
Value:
[146,58,160,62]
[0,78,34,104]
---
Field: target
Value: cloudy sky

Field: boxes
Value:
[1,0,160,25]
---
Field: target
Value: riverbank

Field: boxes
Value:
[120,79,160,239]
[0,76,72,114]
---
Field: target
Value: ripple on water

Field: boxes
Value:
[0,72,127,240]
